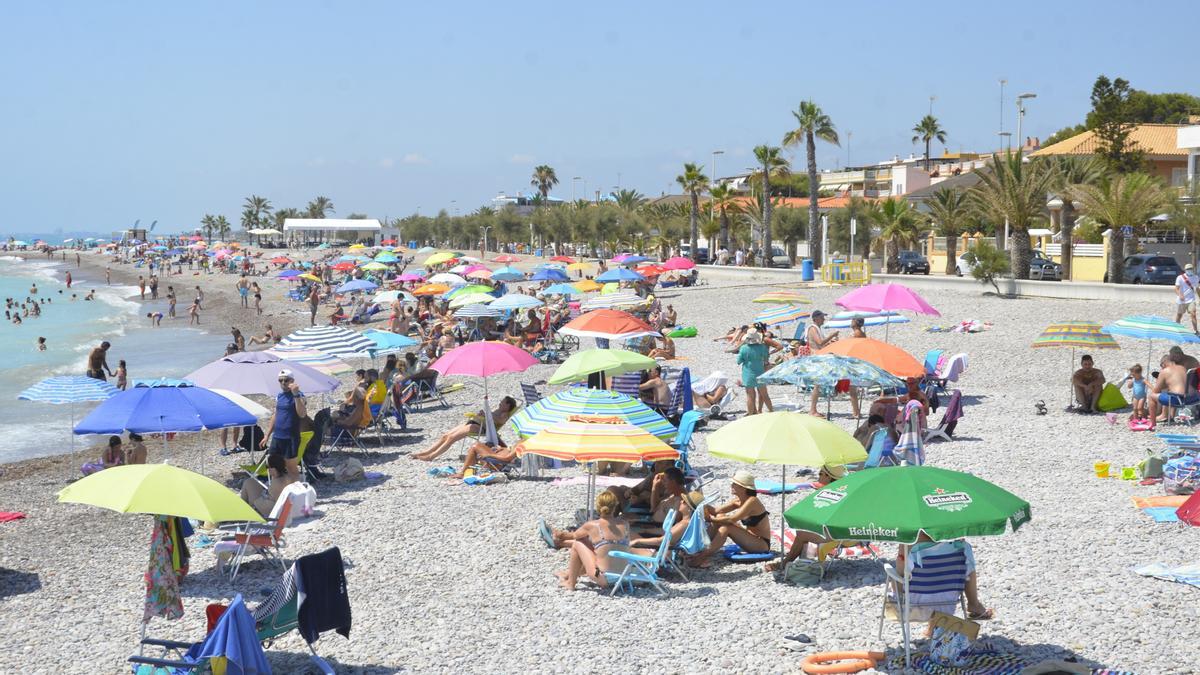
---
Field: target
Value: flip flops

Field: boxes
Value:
[537,518,555,549]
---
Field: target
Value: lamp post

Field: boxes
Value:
[1016,93,1037,155]
[998,131,1013,153]
[572,176,582,202]
[998,79,1007,141]
[711,149,724,220]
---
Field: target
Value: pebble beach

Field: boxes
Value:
[1,249,1197,674]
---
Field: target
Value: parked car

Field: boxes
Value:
[897,250,930,275]
[1120,254,1182,285]
[770,246,792,268]
[677,245,710,264]
[1028,251,1063,281]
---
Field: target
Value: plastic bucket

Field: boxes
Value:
[1093,461,1111,478]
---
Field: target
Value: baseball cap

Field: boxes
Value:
[1187,263,1194,271]
[278,369,294,380]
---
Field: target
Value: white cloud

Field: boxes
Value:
[378,157,396,169]
[509,153,536,164]
[402,153,429,165]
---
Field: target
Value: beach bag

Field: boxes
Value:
[334,458,365,483]
[1164,455,1200,495]
[1096,383,1128,412]
[676,504,710,555]
[667,326,697,338]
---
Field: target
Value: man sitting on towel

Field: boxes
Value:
[1149,352,1191,429]
[1071,354,1106,413]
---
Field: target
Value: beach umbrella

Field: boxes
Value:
[280,268,306,278]
[362,329,419,355]
[413,283,450,296]
[18,375,121,465]
[449,263,472,274]
[446,284,493,298]
[207,389,271,418]
[566,262,592,272]
[637,264,666,277]
[542,283,582,297]
[509,389,676,441]
[596,267,644,283]
[818,337,925,378]
[269,256,291,264]
[836,283,938,340]
[491,266,525,282]
[616,255,650,265]
[601,282,619,294]
[663,256,695,270]
[466,268,494,280]
[574,279,602,293]
[754,304,810,326]
[371,290,417,305]
[337,254,361,262]
[336,279,378,293]
[550,255,576,263]
[490,294,544,311]
[58,463,264,522]
[429,272,467,286]
[360,261,388,272]
[266,346,353,376]
[1102,315,1200,365]
[559,309,658,341]
[454,303,502,319]
[423,251,458,266]
[184,351,340,395]
[531,267,571,282]
[298,273,321,282]
[753,290,812,305]
[458,255,481,263]
[760,354,905,390]
[493,254,520,263]
[448,292,497,309]
[432,342,538,444]
[314,243,331,250]
[396,272,426,282]
[74,383,258,436]
[417,246,437,254]
[708,411,869,564]
[516,417,679,517]
[580,291,644,310]
[348,243,366,250]
[548,348,658,385]
[1033,321,1121,406]
[374,253,399,263]
[280,325,376,358]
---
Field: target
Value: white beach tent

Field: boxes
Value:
[283,218,382,245]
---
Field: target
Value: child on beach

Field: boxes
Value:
[1121,364,1148,420]
[81,435,125,476]
[147,311,163,327]
[116,360,127,390]
[36,336,46,351]
[189,299,200,325]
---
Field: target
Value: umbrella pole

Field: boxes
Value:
[779,463,788,576]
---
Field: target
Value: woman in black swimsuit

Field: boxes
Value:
[688,470,772,568]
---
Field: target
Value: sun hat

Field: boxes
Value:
[685,490,705,510]
[731,470,757,491]
[743,329,763,345]
[822,464,847,480]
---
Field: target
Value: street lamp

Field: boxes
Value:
[1016,92,1037,155]
[998,132,1012,152]
[711,149,725,220]
[572,176,582,202]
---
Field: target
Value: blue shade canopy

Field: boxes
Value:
[596,267,644,283]
[489,294,543,311]
[363,329,420,354]
[74,383,258,435]
[18,376,120,404]
[336,279,379,293]
[758,354,905,389]
[530,268,571,282]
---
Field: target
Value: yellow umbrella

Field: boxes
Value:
[423,251,457,266]
[566,262,592,271]
[299,273,321,282]
[58,464,263,522]
[348,243,366,250]
[600,282,619,295]
[574,279,602,293]
[753,290,812,304]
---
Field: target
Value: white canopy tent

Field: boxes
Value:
[283,218,382,245]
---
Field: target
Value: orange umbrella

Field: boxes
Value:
[516,416,679,463]
[558,309,658,340]
[817,337,924,378]
[413,283,451,296]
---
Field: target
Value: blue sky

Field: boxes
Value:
[2,1,1197,235]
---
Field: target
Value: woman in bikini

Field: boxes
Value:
[552,490,652,591]
[688,470,772,568]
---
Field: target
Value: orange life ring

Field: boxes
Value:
[800,651,886,674]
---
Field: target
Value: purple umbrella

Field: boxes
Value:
[184,352,340,396]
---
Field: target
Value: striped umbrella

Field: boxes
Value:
[760,354,904,390]
[279,325,376,358]
[18,375,121,463]
[266,345,353,376]
[448,292,496,309]
[1103,314,1200,370]
[490,294,543,311]
[454,303,502,318]
[754,304,810,326]
[1034,321,1120,408]
[508,389,676,441]
[580,292,643,310]
[753,290,811,304]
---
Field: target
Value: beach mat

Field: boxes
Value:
[1134,561,1200,588]
[1143,507,1180,523]
[0,512,26,523]
[1131,495,1188,509]
[754,480,811,495]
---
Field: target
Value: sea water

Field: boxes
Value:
[0,256,229,464]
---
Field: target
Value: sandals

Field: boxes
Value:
[967,608,995,621]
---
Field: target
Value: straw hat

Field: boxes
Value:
[731,470,757,491]
[742,329,763,345]
[684,490,705,510]
[822,464,847,480]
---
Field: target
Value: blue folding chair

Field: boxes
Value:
[674,409,704,478]
[605,510,676,596]
[863,428,899,468]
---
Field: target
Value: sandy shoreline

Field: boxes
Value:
[2,250,1197,673]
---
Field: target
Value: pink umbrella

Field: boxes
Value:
[834,283,939,340]
[432,342,537,444]
[395,272,425,282]
[663,256,695,270]
[466,269,493,280]
[462,264,489,274]
[611,253,632,262]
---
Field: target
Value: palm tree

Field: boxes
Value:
[911,115,947,171]
[708,184,740,252]
[306,196,335,219]
[782,101,839,267]
[242,195,273,229]
[273,207,301,230]
[1045,155,1104,280]
[876,197,922,273]
[200,214,216,242]
[240,208,256,234]
[969,152,1055,279]
[1172,179,1200,267]
[1073,173,1172,283]
[749,145,789,263]
[530,165,559,200]
[925,187,972,275]
[676,162,709,261]
[612,189,646,214]
[214,215,231,240]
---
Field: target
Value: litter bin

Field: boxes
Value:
[831,258,845,281]
[801,259,814,281]
[535,248,544,257]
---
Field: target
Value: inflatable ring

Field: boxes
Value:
[800,651,886,674]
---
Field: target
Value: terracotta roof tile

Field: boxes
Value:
[1030,123,1188,158]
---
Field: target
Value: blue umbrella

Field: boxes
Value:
[374,253,399,263]
[336,279,378,293]
[596,267,644,283]
[1102,314,1200,363]
[531,268,571,282]
[491,266,526,282]
[543,283,582,297]
[74,383,257,436]
[185,594,271,674]
[277,269,302,279]
[490,294,543,311]
[759,355,904,390]
[617,255,650,265]
[338,254,361,262]
[19,375,121,461]
[454,304,502,319]
[363,329,419,355]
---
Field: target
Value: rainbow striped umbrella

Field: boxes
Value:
[752,290,811,304]
[754,304,811,326]
[1032,321,1119,349]
[508,389,676,441]
[1102,315,1200,344]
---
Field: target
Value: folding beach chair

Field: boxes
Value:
[673,409,704,479]
[879,541,970,667]
[129,595,272,674]
[521,383,543,407]
[925,390,963,443]
[780,321,807,346]
[611,372,642,398]
[862,428,900,468]
[219,498,293,581]
[922,349,944,378]
[367,387,401,444]
[412,371,449,410]
[604,510,676,596]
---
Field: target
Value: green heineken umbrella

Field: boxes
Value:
[784,466,1030,544]
[548,348,657,385]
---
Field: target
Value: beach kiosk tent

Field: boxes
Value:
[283,218,382,246]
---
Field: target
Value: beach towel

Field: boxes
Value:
[1143,507,1180,523]
[1131,495,1189,509]
[550,475,642,488]
[754,480,811,495]
[1133,561,1200,588]
[0,512,26,523]
[895,399,925,465]
[1096,383,1128,412]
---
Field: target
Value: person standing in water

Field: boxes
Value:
[87,342,114,380]
[137,276,145,300]
[105,267,111,285]
[166,286,176,318]
[65,271,72,289]
[189,298,201,325]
